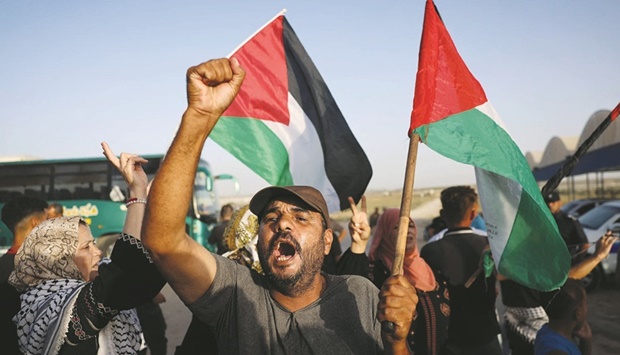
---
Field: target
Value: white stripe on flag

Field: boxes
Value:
[263,93,340,213]
[475,168,522,263]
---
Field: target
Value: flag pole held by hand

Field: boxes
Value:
[382,132,421,334]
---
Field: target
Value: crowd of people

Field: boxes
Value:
[0,57,618,355]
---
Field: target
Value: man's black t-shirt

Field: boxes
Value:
[553,211,589,264]
[421,228,501,347]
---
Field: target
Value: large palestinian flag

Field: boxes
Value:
[410,0,570,291]
[211,14,372,213]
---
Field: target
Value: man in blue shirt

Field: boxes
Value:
[534,279,591,355]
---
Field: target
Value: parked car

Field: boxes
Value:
[561,198,610,218]
[576,201,620,290]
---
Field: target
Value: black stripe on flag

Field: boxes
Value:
[282,17,373,211]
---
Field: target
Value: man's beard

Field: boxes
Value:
[258,230,325,296]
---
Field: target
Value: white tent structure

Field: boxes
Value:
[538,136,579,167]
[525,151,543,170]
[527,108,620,198]
[578,110,618,149]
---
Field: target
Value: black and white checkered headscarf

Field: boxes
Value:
[9,217,142,354]
[14,279,142,355]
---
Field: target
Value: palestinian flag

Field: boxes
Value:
[410,0,569,291]
[211,13,372,213]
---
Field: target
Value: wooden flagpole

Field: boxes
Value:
[392,133,422,275]
[382,132,421,333]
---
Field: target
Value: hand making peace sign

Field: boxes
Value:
[348,195,371,254]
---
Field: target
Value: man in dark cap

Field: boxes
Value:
[545,191,589,261]
[142,57,416,354]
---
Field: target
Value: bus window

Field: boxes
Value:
[1,155,230,252]
[109,186,126,202]
[194,170,218,220]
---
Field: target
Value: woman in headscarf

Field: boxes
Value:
[8,143,165,355]
[337,198,450,355]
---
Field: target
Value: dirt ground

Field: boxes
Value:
[587,287,620,354]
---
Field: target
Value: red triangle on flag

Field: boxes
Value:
[410,0,487,132]
[224,16,290,126]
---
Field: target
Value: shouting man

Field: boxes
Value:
[142,58,416,354]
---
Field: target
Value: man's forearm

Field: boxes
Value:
[568,254,604,280]
[138,58,243,304]
[142,109,218,253]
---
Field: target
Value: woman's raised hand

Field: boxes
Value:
[101,142,148,199]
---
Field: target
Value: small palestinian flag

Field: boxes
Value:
[211,13,372,213]
[410,0,570,291]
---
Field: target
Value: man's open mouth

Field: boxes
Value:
[274,240,297,261]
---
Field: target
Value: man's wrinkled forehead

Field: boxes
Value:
[262,194,318,217]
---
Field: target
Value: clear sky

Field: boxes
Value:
[1,0,619,197]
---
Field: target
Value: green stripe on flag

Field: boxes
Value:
[211,116,294,186]
[415,107,569,290]
[502,191,569,289]
[415,108,550,212]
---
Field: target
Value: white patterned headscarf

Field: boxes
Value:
[9,216,83,291]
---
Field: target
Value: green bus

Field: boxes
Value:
[0,155,234,254]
